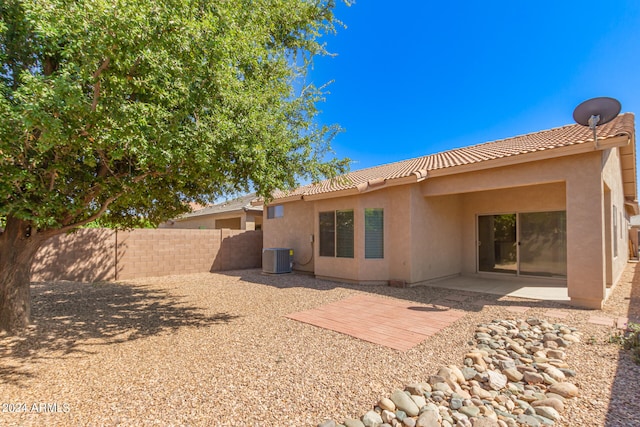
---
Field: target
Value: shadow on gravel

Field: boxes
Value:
[0,280,240,386]
[222,269,575,313]
[605,263,640,426]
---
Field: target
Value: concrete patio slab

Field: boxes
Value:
[286,294,466,351]
[421,275,569,302]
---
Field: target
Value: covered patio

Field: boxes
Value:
[417,274,570,303]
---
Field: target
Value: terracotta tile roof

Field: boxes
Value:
[179,193,262,219]
[274,113,635,200]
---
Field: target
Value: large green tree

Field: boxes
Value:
[0,0,348,333]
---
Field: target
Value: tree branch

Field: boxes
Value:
[56,169,159,230]
[93,57,111,79]
[91,58,110,112]
[43,56,58,76]
[41,194,120,238]
[128,57,141,78]
[95,150,116,177]
[48,171,56,191]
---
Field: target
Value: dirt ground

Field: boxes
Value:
[1,264,639,426]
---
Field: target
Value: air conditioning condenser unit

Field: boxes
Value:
[262,248,293,274]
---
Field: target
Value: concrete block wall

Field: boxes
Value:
[30,228,263,282]
[31,228,117,282]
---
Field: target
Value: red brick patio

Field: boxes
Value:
[286,294,466,351]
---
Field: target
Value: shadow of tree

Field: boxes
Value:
[31,228,119,282]
[0,280,240,386]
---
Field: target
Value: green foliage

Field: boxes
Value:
[0,0,349,233]
[610,322,640,364]
[82,217,155,229]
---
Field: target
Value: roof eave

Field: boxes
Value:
[427,134,630,179]
[176,208,245,220]
[268,194,304,204]
[625,199,639,216]
[619,129,637,205]
[300,171,428,202]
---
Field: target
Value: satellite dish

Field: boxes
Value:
[573,97,621,147]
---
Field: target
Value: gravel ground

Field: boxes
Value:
[1,263,639,427]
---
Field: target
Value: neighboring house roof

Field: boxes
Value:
[177,193,263,220]
[274,113,636,202]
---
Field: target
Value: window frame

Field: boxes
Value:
[267,205,284,219]
[318,209,354,258]
[364,208,384,259]
[319,211,335,257]
[613,205,618,257]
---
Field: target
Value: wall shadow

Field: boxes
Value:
[0,280,240,387]
[605,264,640,426]
[210,230,262,272]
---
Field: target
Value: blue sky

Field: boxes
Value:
[307,1,640,172]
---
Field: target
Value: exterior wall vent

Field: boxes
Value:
[262,248,293,274]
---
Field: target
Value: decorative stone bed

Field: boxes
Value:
[317,317,580,427]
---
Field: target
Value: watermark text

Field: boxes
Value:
[2,402,70,414]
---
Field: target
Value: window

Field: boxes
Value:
[319,212,335,256]
[336,211,354,258]
[319,210,354,258]
[365,208,384,259]
[620,212,624,239]
[267,205,284,219]
[613,205,618,257]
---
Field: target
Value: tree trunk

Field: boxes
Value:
[0,216,48,334]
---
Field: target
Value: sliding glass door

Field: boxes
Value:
[519,211,567,277]
[477,211,566,277]
[478,214,517,274]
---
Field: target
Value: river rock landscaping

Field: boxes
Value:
[318,317,582,427]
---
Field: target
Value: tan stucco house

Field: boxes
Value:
[264,113,637,309]
[161,193,263,230]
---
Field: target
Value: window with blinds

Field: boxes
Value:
[319,210,354,258]
[365,208,384,259]
[319,211,335,257]
[336,210,354,258]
